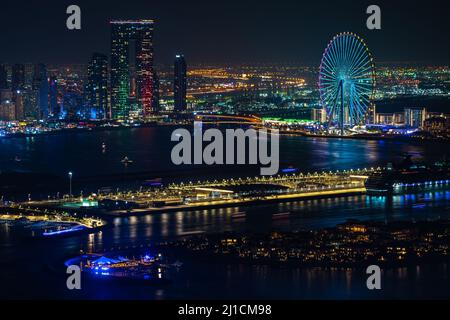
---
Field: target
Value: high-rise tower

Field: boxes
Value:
[0,64,8,89]
[87,53,108,119]
[11,64,26,120]
[12,64,25,91]
[33,63,49,119]
[174,54,187,112]
[152,71,160,113]
[49,75,58,117]
[110,20,154,119]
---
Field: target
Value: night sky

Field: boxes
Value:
[0,0,449,66]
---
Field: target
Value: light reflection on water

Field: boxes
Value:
[1,189,449,299]
[0,127,447,180]
[3,190,448,253]
[70,190,450,253]
[1,128,450,298]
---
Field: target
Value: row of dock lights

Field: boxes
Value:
[22,167,380,203]
[394,180,450,188]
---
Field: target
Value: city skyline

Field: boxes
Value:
[0,0,449,304]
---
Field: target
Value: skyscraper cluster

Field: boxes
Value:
[0,18,188,122]
[0,63,48,121]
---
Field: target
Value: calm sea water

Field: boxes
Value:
[0,127,449,299]
[0,126,447,178]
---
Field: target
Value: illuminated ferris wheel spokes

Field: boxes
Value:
[319,32,375,135]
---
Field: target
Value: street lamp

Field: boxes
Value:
[68,171,73,198]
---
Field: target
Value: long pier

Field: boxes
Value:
[13,168,378,217]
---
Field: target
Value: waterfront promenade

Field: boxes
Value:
[11,168,374,216]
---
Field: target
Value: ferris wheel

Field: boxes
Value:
[319,32,375,134]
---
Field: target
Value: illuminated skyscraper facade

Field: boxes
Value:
[0,89,16,121]
[174,54,187,112]
[87,53,108,119]
[23,64,39,119]
[11,64,26,120]
[0,64,7,89]
[152,71,160,113]
[110,20,154,119]
[33,63,49,119]
[404,107,427,128]
[49,75,58,117]
[12,64,25,91]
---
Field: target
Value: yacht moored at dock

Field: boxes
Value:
[366,158,450,195]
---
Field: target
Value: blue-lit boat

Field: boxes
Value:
[142,177,163,187]
[272,212,291,220]
[65,253,171,285]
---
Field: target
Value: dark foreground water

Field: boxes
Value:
[0,127,449,299]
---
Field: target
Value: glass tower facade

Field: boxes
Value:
[49,75,58,117]
[87,53,108,119]
[33,63,49,119]
[152,71,160,113]
[174,54,187,112]
[404,107,427,128]
[12,64,25,91]
[0,64,7,89]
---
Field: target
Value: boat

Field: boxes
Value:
[231,212,246,219]
[66,253,171,284]
[177,230,205,236]
[171,260,183,268]
[365,157,450,195]
[280,166,298,174]
[7,217,31,227]
[412,198,427,209]
[161,260,184,269]
[42,224,87,236]
[272,212,290,220]
[142,178,163,187]
[121,156,133,166]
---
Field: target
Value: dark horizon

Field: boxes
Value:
[0,0,449,66]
